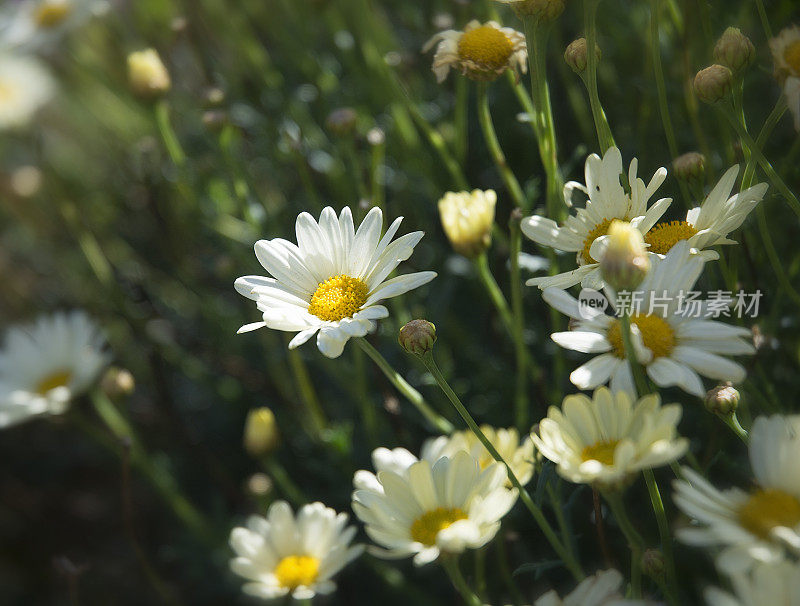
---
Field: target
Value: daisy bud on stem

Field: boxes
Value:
[127,49,171,99]
[641,548,665,583]
[243,407,280,458]
[398,320,437,356]
[564,37,601,75]
[672,151,706,183]
[100,367,135,399]
[438,190,497,258]
[714,27,755,74]
[599,220,650,291]
[500,0,565,23]
[704,383,740,416]
[693,64,733,104]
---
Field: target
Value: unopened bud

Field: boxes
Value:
[564,38,601,75]
[100,367,135,398]
[673,152,706,183]
[714,27,755,73]
[694,64,733,104]
[642,549,665,581]
[367,127,385,146]
[244,407,280,457]
[325,107,357,137]
[599,220,650,290]
[398,320,437,356]
[246,472,273,497]
[500,0,565,22]
[705,383,740,415]
[127,49,171,99]
[438,189,496,258]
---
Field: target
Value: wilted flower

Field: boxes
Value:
[438,189,496,258]
[423,20,527,83]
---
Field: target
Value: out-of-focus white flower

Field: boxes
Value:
[352,451,517,566]
[673,414,800,575]
[704,560,800,606]
[423,20,527,83]
[531,387,687,489]
[0,53,54,130]
[0,311,109,427]
[534,569,644,606]
[0,0,99,51]
[235,206,436,358]
[229,500,363,600]
[769,26,800,131]
[522,147,670,290]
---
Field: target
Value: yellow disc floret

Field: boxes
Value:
[737,488,800,540]
[581,439,620,466]
[457,26,514,70]
[35,2,72,28]
[580,218,614,264]
[784,40,800,76]
[607,314,676,360]
[307,274,369,322]
[36,370,72,395]
[410,507,468,546]
[644,220,698,255]
[274,555,320,589]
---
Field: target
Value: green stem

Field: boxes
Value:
[420,353,584,581]
[618,313,651,396]
[354,344,381,446]
[262,456,307,506]
[720,412,749,443]
[476,83,527,210]
[754,0,773,40]
[154,100,186,167]
[285,341,328,439]
[454,75,469,165]
[356,339,453,434]
[495,533,524,606]
[475,253,515,336]
[582,0,616,153]
[741,98,786,189]
[604,491,645,599]
[509,217,529,431]
[441,556,482,606]
[643,470,679,605]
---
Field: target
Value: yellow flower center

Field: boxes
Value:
[607,314,676,359]
[581,439,620,466]
[274,555,320,590]
[0,81,17,103]
[34,2,73,28]
[737,488,800,540]
[307,274,368,322]
[784,40,800,75]
[457,26,514,70]
[644,220,699,255]
[410,507,468,546]
[35,370,72,395]
[580,218,614,264]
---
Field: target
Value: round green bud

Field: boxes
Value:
[705,383,740,415]
[714,27,755,73]
[564,38,601,75]
[673,152,706,182]
[398,319,437,356]
[693,64,733,104]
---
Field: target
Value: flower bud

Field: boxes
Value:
[325,107,358,137]
[714,27,755,73]
[564,38,601,75]
[246,472,273,497]
[438,189,496,258]
[642,549,665,582]
[599,220,650,291]
[693,64,733,104]
[672,152,706,183]
[127,49,171,99]
[705,383,740,415]
[500,0,565,22]
[100,367,135,398]
[243,407,280,457]
[398,320,436,356]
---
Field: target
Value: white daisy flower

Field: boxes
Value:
[769,25,800,81]
[785,76,800,132]
[704,560,800,606]
[543,241,754,397]
[534,569,643,606]
[0,53,54,130]
[423,20,527,83]
[641,165,767,256]
[673,414,800,575]
[0,310,110,428]
[421,425,535,486]
[0,0,99,51]
[352,446,419,494]
[352,451,517,566]
[234,206,436,359]
[531,387,687,489]
[229,500,363,601]
[521,147,671,290]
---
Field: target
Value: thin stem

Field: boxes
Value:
[261,456,307,506]
[357,339,453,434]
[441,556,482,606]
[475,253,515,336]
[720,412,749,443]
[643,470,679,605]
[604,491,645,599]
[741,97,786,189]
[454,75,469,164]
[420,352,584,581]
[495,533,523,606]
[582,0,616,153]
[754,0,773,40]
[354,344,381,446]
[154,100,186,167]
[285,341,328,439]
[618,313,651,396]
[476,83,527,210]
